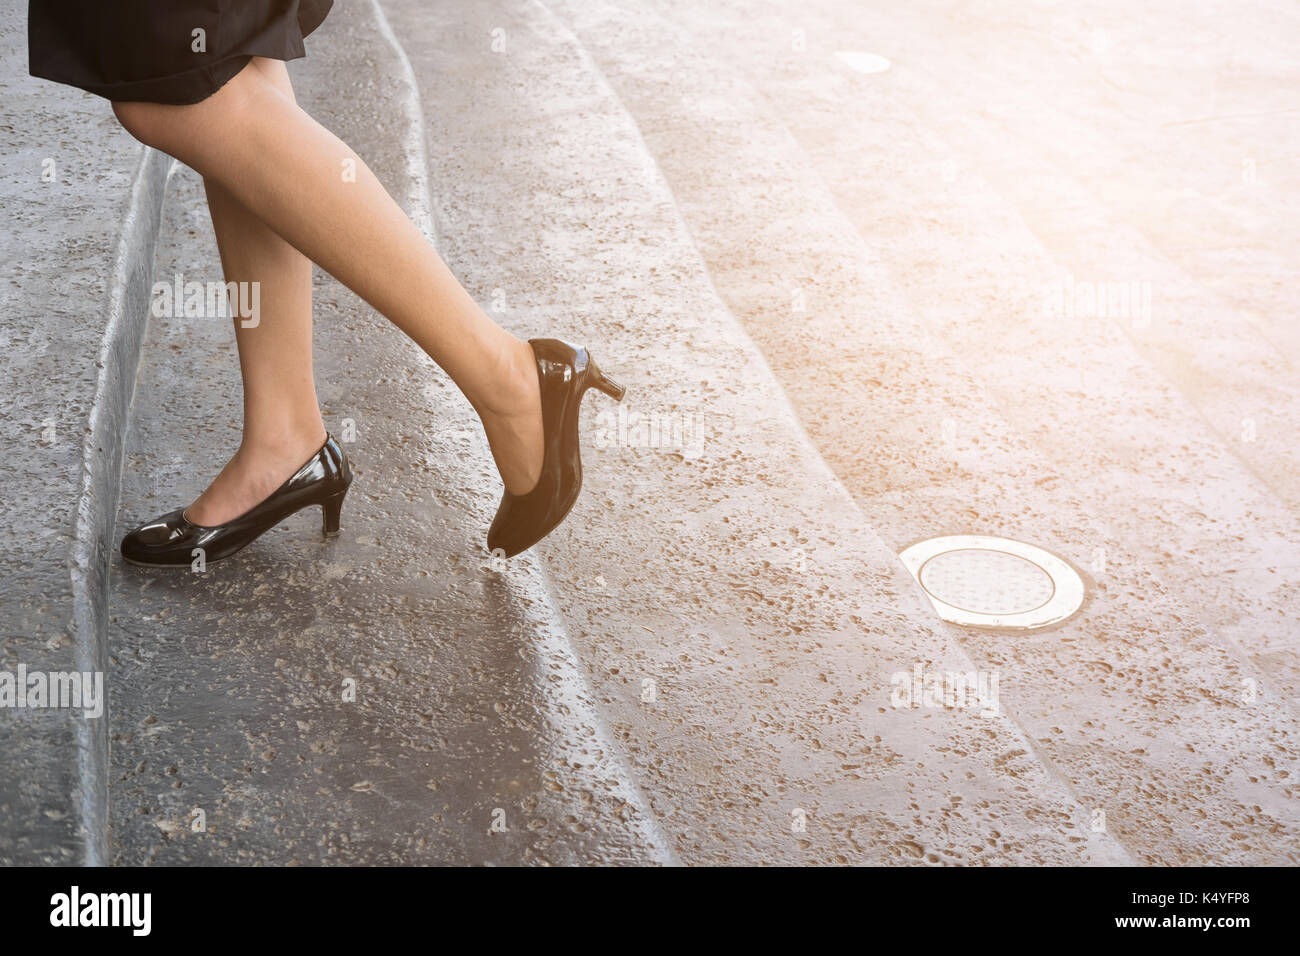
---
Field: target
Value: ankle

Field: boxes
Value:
[472,338,537,421]
[239,418,328,459]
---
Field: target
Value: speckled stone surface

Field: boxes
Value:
[6,0,1297,866]
[0,0,167,864]
[539,0,1300,863]
[106,0,673,866]
[389,0,1132,864]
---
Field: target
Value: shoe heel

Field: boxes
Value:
[586,358,626,402]
[321,491,346,537]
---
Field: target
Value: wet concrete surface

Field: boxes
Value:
[5,0,1296,865]
[388,0,1130,864]
[539,0,1300,862]
[107,0,670,865]
[0,0,166,863]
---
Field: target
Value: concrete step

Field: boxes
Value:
[381,0,1129,863]
[16,0,1287,867]
[106,0,670,866]
[0,0,170,864]
[549,0,1300,862]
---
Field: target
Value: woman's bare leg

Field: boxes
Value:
[186,60,327,525]
[113,57,544,504]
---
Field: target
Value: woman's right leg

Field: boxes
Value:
[113,59,545,497]
[186,58,327,526]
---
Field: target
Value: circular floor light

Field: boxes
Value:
[899,535,1085,630]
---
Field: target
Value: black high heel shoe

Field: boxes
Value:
[120,434,352,567]
[487,338,626,558]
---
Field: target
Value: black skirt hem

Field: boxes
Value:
[28,0,332,105]
[31,54,257,106]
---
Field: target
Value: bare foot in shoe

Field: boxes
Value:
[184,425,328,526]
[478,339,544,496]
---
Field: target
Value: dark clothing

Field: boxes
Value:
[28,1,332,103]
